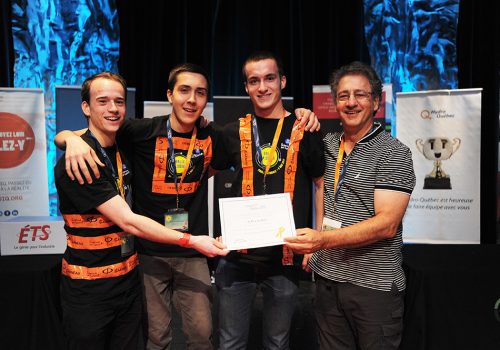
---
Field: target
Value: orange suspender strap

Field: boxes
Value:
[283,120,305,202]
[66,232,126,250]
[238,115,304,265]
[239,115,303,199]
[62,252,139,280]
[240,114,254,197]
[152,136,213,194]
[282,119,304,265]
[63,214,115,228]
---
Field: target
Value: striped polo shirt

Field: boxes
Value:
[309,123,415,292]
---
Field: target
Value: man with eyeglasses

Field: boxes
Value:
[285,61,416,350]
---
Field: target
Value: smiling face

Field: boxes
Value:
[334,74,379,140]
[244,58,286,117]
[82,77,126,146]
[167,72,208,133]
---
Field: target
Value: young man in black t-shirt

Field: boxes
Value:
[211,51,325,350]
[57,65,224,349]
[121,65,218,349]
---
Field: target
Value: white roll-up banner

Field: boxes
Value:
[0,88,49,219]
[396,88,482,243]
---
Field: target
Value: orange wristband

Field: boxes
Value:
[178,232,191,247]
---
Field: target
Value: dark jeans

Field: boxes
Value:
[215,258,299,350]
[315,276,404,350]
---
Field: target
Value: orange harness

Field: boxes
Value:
[152,136,212,194]
[63,213,136,279]
[66,232,125,250]
[62,253,139,280]
[239,114,304,265]
[63,214,115,228]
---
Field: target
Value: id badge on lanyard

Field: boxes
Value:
[121,234,134,257]
[164,117,195,233]
[322,217,342,231]
[165,208,189,232]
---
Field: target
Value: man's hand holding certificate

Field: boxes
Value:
[219,193,296,250]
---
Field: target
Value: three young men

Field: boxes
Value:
[56,61,319,349]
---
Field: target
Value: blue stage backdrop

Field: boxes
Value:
[11,0,120,215]
[363,0,459,133]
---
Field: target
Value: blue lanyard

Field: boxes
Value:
[166,118,179,191]
[165,117,197,207]
[88,130,126,199]
[251,116,261,151]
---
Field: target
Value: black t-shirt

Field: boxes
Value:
[212,114,325,264]
[118,115,217,257]
[55,131,139,302]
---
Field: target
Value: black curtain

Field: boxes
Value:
[457,0,500,243]
[116,0,369,116]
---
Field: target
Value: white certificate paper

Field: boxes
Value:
[219,193,296,250]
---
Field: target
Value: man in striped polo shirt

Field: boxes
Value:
[285,61,416,350]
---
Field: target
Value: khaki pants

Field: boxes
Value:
[139,255,213,350]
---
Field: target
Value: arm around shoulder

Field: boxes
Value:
[55,129,104,184]
[54,129,87,150]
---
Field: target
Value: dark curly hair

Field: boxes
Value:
[329,61,382,101]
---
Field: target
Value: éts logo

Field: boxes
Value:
[17,224,50,243]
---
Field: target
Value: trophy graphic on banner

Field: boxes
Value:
[415,137,461,189]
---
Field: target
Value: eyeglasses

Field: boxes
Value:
[336,90,372,103]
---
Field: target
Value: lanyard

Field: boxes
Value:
[115,152,124,198]
[333,137,349,203]
[251,110,286,194]
[334,125,376,201]
[89,131,125,199]
[166,117,197,208]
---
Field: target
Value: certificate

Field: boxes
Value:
[219,193,296,250]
